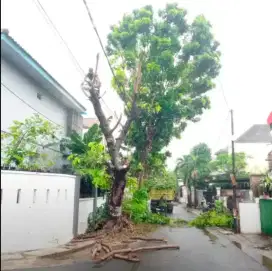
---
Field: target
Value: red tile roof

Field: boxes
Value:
[83,118,99,129]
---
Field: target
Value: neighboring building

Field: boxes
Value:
[83,117,99,134]
[1,30,86,135]
[235,124,272,174]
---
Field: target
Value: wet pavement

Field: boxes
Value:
[8,205,271,271]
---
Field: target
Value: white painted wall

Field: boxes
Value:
[78,197,106,234]
[235,143,272,174]
[1,170,77,253]
[239,202,261,234]
[1,58,68,132]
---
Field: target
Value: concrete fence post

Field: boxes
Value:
[72,175,81,237]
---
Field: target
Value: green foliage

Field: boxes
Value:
[260,171,272,192]
[169,218,188,227]
[60,124,102,155]
[189,210,233,228]
[122,188,170,224]
[1,114,60,170]
[175,143,212,188]
[146,213,170,225]
[126,175,138,194]
[87,203,110,232]
[68,142,111,189]
[107,4,220,178]
[145,171,177,190]
[215,200,224,213]
[122,188,149,223]
[209,152,247,176]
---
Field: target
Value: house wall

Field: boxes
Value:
[235,143,272,174]
[1,58,68,133]
[78,197,106,234]
[239,202,261,234]
[1,170,79,253]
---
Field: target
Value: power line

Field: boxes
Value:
[217,78,230,110]
[33,0,120,123]
[212,111,231,152]
[81,0,117,85]
[33,0,85,76]
[1,82,63,128]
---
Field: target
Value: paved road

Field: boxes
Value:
[10,206,270,271]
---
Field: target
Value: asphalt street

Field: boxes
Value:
[9,206,271,271]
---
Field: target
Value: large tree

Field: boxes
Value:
[83,3,220,219]
[107,4,220,185]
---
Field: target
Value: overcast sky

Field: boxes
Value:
[2,0,272,169]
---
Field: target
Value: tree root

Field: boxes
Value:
[130,237,167,242]
[93,244,179,264]
[103,216,133,232]
[114,253,140,262]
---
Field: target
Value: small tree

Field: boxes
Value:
[209,152,247,176]
[68,142,111,189]
[1,114,60,171]
[175,143,212,207]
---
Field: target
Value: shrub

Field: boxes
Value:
[122,188,149,223]
[215,199,224,213]
[122,188,170,225]
[189,210,233,228]
[145,213,170,225]
[87,202,110,232]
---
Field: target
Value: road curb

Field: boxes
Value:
[39,241,96,259]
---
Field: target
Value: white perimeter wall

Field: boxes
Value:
[239,202,261,234]
[1,170,77,253]
[78,197,106,234]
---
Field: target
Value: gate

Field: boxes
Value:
[259,199,272,236]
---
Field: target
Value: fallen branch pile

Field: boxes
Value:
[90,237,180,264]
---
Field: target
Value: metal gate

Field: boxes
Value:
[259,199,272,236]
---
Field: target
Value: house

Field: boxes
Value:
[83,117,99,134]
[1,30,86,136]
[235,124,272,174]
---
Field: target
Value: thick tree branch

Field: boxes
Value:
[81,54,120,168]
[109,114,122,135]
[82,54,142,170]
[115,60,142,152]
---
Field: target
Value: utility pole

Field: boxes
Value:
[230,109,239,233]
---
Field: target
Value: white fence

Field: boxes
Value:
[239,202,261,234]
[78,197,106,234]
[1,170,79,253]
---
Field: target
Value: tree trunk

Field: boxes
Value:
[187,186,192,208]
[138,148,148,188]
[109,167,129,217]
[194,186,198,209]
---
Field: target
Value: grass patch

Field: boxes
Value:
[169,218,188,227]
